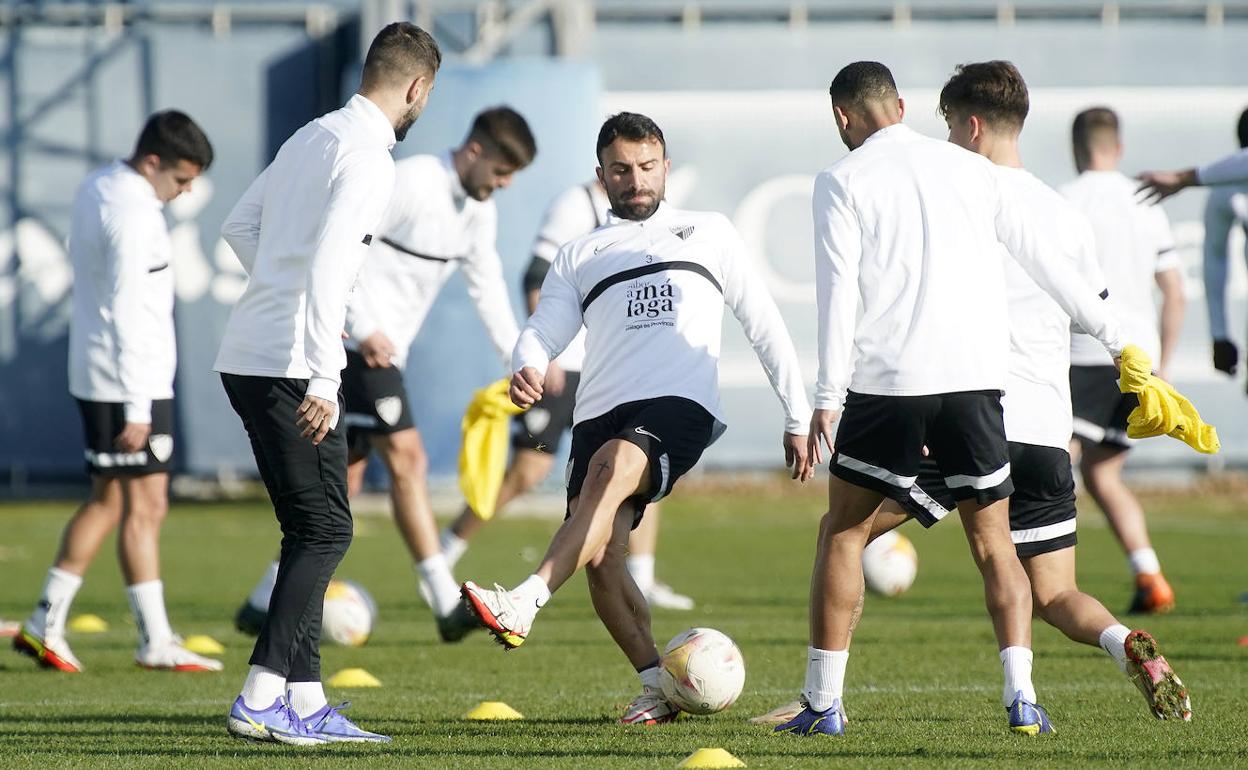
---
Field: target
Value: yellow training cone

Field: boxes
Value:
[678,748,746,768]
[327,667,381,688]
[68,614,109,633]
[463,701,524,720]
[182,635,225,655]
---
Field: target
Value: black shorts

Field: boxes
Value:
[831,390,1013,507]
[342,351,413,457]
[901,442,1077,558]
[512,371,580,453]
[565,396,720,529]
[76,398,175,476]
[1070,365,1137,450]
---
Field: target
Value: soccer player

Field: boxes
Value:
[1061,107,1185,614]
[460,113,813,725]
[777,62,1126,738]
[439,178,697,611]
[759,61,1190,729]
[215,22,440,745]
[1199,108,1248,379]
[12,111,220,674]
[232,107,535,644]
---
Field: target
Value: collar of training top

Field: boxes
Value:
[347,93,397,149]
[441,149,468,202]
[113,159,164,209]
[604,200,673,227]
[860,121,911,148]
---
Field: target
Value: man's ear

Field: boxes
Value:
[407,74,429,105]
[595,165,606,187]
[833,104,850,131]
[897,96,906,120]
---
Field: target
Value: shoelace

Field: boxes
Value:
[490,583,521,619]
[279,702,315,735]
[311,702,354,731]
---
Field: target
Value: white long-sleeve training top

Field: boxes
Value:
[1060,171,1178,366]
[513,202,812,434]
[68,160,175,424]
[1203,184,1248,340]
[343,151,519,371]
[812,124,1123,412]
[526,181,610,372]
[996,166,1109,450]
[1198,147,1248,185]
[216,94,396,413]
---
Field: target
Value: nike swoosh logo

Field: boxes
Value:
[635,427,660,441]
[594,240,620,254]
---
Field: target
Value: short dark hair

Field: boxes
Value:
[938,61,1030,132]
[468,106,537,168]
[133,110,213,170]
[1237,106,1248,149]
[596,112,666,162]
[1072,106,1120,155]
[828,61,898,110]
[361,22,441,90]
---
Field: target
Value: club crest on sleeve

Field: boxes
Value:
[375,397,402,427]
[148,434,174,463]
[670,225,695,241]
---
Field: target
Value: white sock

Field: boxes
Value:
[240,664,286,711]
[510,574,551,621]
[126,580,175,648]
[626,554,656,595]
[1128,548,1162,576]
[440,529,468,569]
[28,567,82,639]
[417,554,461,617]
[287,681,328,718]
[1000,646,1037,707]
[1098,623,1131,673]
[639,663,661,691]
[248,561,280,611]
[802,647,848,712]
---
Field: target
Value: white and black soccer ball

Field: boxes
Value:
[322,579,377,647]
[658,627,746,715]
[862,530,918,597]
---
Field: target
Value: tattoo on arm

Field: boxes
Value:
[594,460,611,479]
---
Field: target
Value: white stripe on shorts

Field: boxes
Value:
[1011,518,1077,545]
[651,453,671,502]
[836,453,917,489]
[909,484,952,522]
[944,463,1011,491]
[1072,417,1106,443]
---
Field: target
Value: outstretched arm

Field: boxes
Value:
[1138,147,1248,203]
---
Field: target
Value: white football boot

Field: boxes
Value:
[620,686,679,725]
[645,581,695,611]
[136,639,223,672]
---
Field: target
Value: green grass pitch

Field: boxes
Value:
[1,483,1245,768]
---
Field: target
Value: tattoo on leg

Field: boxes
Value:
[594,460,611,479]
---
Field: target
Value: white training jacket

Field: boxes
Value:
[216,94,396,422]
[1203,184,1248,341]
[1060,170,1178,367]
[996,166,1109,450]
[513,202,812,434]
[343,151,519,371]
[812,123,1123,412]
[1198,147,1248,185]
[68,160,175,424]
[527,181,610,372]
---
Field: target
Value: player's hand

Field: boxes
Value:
[783,432,813,482]
[808,409,840,466]
[114,422,152,453]
[1213,338,1239,376]
[509,366,544,408]
[296,395,336,445]
[545,361,567,397]
[359,331,396,368]
[1136,169,1196,204]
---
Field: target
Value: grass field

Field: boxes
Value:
[1,481,1246,768]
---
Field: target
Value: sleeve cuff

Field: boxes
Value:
[305,376,341,430]
[813,394,845,412]
[123,400,152,424]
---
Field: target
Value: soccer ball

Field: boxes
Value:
[658,627,746,715]
[862,530,918,597]
[322,579,377,647]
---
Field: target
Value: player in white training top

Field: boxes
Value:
[440,178,697,612]
[757,61,1190,728]
[232,107,532,645]
[1202,108,1248,380]
[461,113,813,726]
[777,62,1126,739]
[1060,108,1185,615]
[13,112,220,676]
